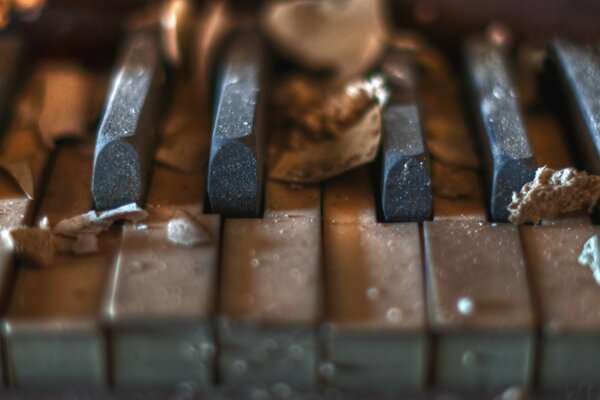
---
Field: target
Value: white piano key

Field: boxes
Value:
[322,167,428,392]
[4,142,115,389]
[218,180,321,391]
[521,224,600,389]
[424,220,535,391]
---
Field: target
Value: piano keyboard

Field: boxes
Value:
[0,15,600,400]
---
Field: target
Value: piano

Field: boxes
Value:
[0,1,599,399]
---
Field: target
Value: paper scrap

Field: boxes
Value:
[8,227,54,266]
[53,203,148,254]
[579,235,600,285]
[508,167,600,224]
[271,106,382,183]
[270,76,387,183]
[167,210,212,247]
[262,0,386,80]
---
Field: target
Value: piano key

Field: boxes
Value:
[92,29,165,211]
[104,86,219,388]
[521,224,600,389]
[322,167,428,392]
[218,180,321,390]
[0,35,25,134]
[380,49,432,222]
[464,35,536,222]
[549,41,600,174]
[207,31,267,218]
[4,142,117,388]
[104,209,220,389]
[424,220,535,391]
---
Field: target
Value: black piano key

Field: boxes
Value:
[549,41,600,175]
[0,35,25,133]
[207,31,267,218]
[380,50,432,222]
[92,29,165,211]
[464,36,536,222]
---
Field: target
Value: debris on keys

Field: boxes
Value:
[579,235,600,285]
[508,166,600,224]
[167,209,212,247]
[269,76,388,183]
[262,0,386,80]
[52,203,148,255]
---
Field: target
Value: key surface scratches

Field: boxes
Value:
[207,31,267,217]
[464,36,536,222]
[380,50,431,222]
[92,30,164,211]
[550,41,600,175]
[424,220,534,391]
[0,35,24,133]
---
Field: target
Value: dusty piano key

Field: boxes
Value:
[549,41,600,174]
[520,224,600,389]
[322,167,427,392]
[380,50,432,222]
[0,35,25,133]
[207,31,267,218]
[104,205,220,389]
[92,29,165,211]
[218,180,321,391]
[464,35,536,222]
[424,220,535,391]
[4,142,117,388]
[104,96,219,388]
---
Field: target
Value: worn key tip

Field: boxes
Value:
[92,140,145,210]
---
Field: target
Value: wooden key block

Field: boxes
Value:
[105,213,220,388]
[322,168,428,392]
[521,224,600,389]
[323,222,427,392]
[218,182,321,390]
[424,220,535,391]
[4,143,115,389]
